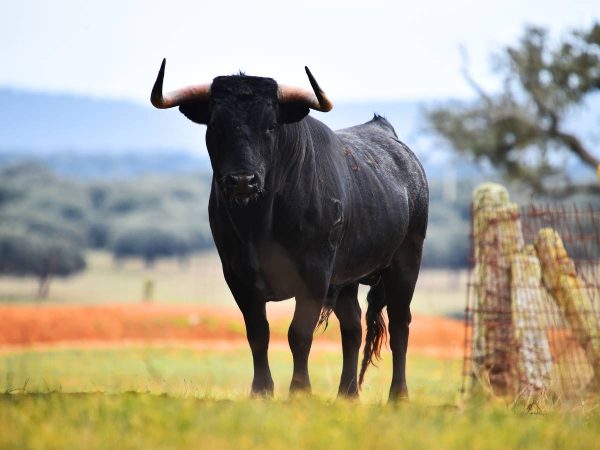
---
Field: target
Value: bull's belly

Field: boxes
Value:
[256,233,402,301]
[330,219,407,285]
[330,245,397,286]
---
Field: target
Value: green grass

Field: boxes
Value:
[0,347,459,403]
[3,393,599,450]
[0,251,467,317]
[1,347,599,449]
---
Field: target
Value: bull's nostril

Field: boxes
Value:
[226,174,259,194]
[227,175,248,185]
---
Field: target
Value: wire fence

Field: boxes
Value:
[463,193,600,400]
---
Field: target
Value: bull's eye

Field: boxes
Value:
[265,124,276,134]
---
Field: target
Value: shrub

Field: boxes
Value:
[111,225,193,267]
[0,227,86,298]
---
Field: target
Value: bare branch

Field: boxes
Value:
[547,111,600,168]
[459,45,493,105]
[427,24,600,199]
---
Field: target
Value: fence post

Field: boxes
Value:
[511,245,554,394]
[472,183,523,395]
[535,228,600,388]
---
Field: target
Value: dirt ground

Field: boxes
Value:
[0,304,465,358]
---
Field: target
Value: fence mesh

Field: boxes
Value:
[463,200,600,400]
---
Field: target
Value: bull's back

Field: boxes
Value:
[330,116,428,283]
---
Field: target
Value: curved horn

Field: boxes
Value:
[277,66,333,112]
[150,58,212,109]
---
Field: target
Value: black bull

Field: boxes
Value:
[151,62,429,401]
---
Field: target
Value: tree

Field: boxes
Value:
[0,228,86,298]
[111,226,192,268]
[427,23,600,197]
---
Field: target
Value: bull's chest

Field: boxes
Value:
[254,240,303,301]
[220,198,344,301]
[252,221,339,301]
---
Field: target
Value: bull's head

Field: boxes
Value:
[150,59,332,206]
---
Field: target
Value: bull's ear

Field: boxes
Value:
[179,101,210,125]
[279,102,310,124]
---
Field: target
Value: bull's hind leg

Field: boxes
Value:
[383,234,425,402]
[288,297,322,394]
[333,283,362,397]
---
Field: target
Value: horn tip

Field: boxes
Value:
[151,59,167,108]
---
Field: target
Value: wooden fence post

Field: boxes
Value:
[472,183,523,395]
[535,228,600,388]
[511,245,554,394]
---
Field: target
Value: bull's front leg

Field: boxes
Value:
[288,296,323,394]
[225,272,274,397]
[240,300,274,396]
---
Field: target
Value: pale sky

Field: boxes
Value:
[0,0,596,104]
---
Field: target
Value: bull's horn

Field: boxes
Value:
[277,66,333,112]
[150,58,212,109]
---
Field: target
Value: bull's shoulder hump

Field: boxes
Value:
[334,114,398,138]
[334,117,427,184]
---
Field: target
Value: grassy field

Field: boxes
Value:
[4,252,596,449]
[0,346,459,402]
[0,251,467,317]
[1,347,598,450]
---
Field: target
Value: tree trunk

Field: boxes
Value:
[37,275,51,299]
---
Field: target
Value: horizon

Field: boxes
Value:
[0,84,434,107]
[0,87,434,155]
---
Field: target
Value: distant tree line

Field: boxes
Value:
[0,162,213,297]
[4,155,599,300]
[0,159,482,289]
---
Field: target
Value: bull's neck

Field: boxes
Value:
[273,116,334,199]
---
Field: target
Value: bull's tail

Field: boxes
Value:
[359,278,388,388]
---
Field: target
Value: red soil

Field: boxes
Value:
[0,304,465,358]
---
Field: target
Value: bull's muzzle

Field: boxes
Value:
[223,173,262,206]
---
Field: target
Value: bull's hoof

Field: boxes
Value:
[289,378,312,396]
[388,395,409,404]
[251,379,274,398]
[337,391,359,400]
[250,389,274,399]
[388,385,409,404]
[337,382,359,399]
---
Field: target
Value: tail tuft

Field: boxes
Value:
[359,279,388,388]
[316,306,333,332]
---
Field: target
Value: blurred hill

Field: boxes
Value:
[3,87,598,180]
[0,151,209,180]
[0,89,202,153]
[0,87,472,179]
[0,88,427,153]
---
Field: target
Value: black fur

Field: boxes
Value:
[173,74,429,401]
